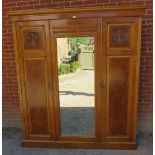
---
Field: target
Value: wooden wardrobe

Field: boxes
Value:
[8,6,145,149]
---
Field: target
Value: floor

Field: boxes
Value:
[2,127,153,155]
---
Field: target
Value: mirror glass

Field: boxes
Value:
[57,37,95,136]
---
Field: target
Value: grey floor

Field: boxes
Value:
[61,107,94,136]
[3,127,152,155]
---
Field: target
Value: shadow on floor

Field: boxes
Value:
[59,91,94,96]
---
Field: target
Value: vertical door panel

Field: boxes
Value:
[16,21,54,140]
[103,17,141,142]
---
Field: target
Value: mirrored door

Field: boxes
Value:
[50,18,102,140]
[56,37,95,137]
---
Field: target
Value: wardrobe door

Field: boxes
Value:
[16,21,54,140]
[102,17,141,142]
[50,18,103,141]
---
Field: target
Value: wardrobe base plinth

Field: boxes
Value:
[22,140,137,150]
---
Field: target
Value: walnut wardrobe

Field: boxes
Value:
[8,6,145,149]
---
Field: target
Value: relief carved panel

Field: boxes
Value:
[109,25,130,48]
[23,29,43,50]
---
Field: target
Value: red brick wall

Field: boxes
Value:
[2,0,153,133]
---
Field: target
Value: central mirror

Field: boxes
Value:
[56,37,95,136]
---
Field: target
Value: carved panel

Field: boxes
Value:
[23,29,43,50]
[109,25,130,48]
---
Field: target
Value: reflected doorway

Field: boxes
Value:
[56,37,95,136]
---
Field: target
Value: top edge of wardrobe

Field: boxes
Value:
[8,5,146,16]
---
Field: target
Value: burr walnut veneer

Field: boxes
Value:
[8,6,145,149]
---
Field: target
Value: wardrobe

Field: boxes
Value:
[8,6,145,149]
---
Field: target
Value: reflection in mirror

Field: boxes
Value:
[57,37,95,136]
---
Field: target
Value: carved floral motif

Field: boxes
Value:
[109,26,130,47]
[23,30,42,49]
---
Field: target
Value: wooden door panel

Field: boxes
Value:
[107,56,132,136]
[16,21,54,140]
[24,58,49,135]
[102,17,141,143]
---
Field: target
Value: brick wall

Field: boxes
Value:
[2,0,153,133]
